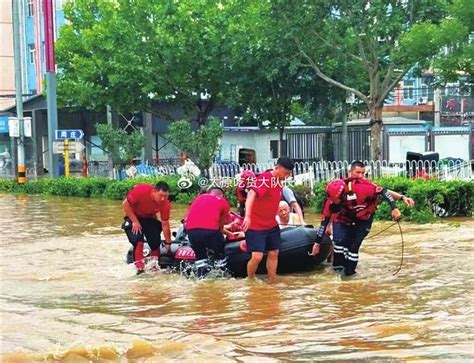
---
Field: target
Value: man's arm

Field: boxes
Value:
[161,219,172,243]
[122,199,141,234]
[242,190,257,231]
[310,199,333,256]
[290,201,305,225]
[388,190,415,208]
[380,188,402,221]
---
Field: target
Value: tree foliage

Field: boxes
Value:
[166,117,223,170]
[95,124,144,168]
[56,0,238,125]
[290,0,470,159]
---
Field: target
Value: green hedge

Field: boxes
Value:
[0,175,237,205]
[1,176,472,223]
[310,176,474,223]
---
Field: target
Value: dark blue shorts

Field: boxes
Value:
[245,226,281,253]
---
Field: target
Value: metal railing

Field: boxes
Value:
[118,159,473,188]
[2,159,472,187]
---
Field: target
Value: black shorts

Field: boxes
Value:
[122,217,163,250]
[245,225,281,253]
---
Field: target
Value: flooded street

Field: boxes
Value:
[1,193,473,361]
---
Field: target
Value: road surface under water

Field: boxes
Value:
[1,194,473,361]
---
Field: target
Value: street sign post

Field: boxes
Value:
[55,129,84,140]
[53,141,85,154]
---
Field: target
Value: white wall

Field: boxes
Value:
[388,135,426,163]
[434,134,470,160]
[221,130,282,163]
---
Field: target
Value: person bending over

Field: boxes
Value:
[184,187,230,277]
[122,181,172,275]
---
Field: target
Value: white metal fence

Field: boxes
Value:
[2,159,472,187]
[120,159,473,189]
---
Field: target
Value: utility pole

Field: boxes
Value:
[106,105,114,178]
[12,0,25,183]
[43,0,59,177]
[434,88,441,127]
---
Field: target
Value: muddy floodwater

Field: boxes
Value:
[1,193,473,362]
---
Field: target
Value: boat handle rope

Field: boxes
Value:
[308,221,405,276]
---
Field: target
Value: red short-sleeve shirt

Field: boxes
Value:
[249,170,283,230]
[126,184,171,220]
[185,194,230,230]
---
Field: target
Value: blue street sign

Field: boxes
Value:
[55,129,84,140]
[0,115,9,133]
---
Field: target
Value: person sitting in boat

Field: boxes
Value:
[276,200,302,229]
[122,181,172,275]
[282,186,306,225]
[184,186,230,277]
[223,211,245,241]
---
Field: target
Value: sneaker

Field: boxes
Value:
[136,269,145,276]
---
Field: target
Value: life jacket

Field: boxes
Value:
[336,177,381,222]
[236,170,257,203]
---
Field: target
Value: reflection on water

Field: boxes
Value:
[1,194,473,361]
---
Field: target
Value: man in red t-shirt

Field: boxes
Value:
[241,156,294,284]
[122,181,172,274]
[184,187,230,277]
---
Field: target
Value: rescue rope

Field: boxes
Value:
[392,221,404,276]
[365,221,398,239]
[365,220,405,275]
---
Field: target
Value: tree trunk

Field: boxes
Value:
[369,105,383,161]
[279,124,285,156]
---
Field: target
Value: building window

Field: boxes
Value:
[403,80,414,100]
[270,140,286,159]
[55,0,68,10]
[270,140,279,159]
[26,0,34,17]
[28,44,36,64]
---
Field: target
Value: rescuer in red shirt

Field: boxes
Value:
[311,161,414,276]
[241,156,294,284]
[184,187,230,277]
[122,181,172,275]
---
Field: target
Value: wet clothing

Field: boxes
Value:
[126,184,170,220]
[187,229,225,261]
[316,177,394,276]
[332,220,373,276]
[185,194,230,230]
[321,177,381,224]
[122,217,163,270]
[248,170,283,230]
[123,183,171,271]
[185,194,230,267]
[245,225,282,253]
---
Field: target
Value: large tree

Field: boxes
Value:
[290,0,470,160]
[56,0,238,126]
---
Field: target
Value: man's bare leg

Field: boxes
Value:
[247,252,263,280]
[266,249,279,284]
